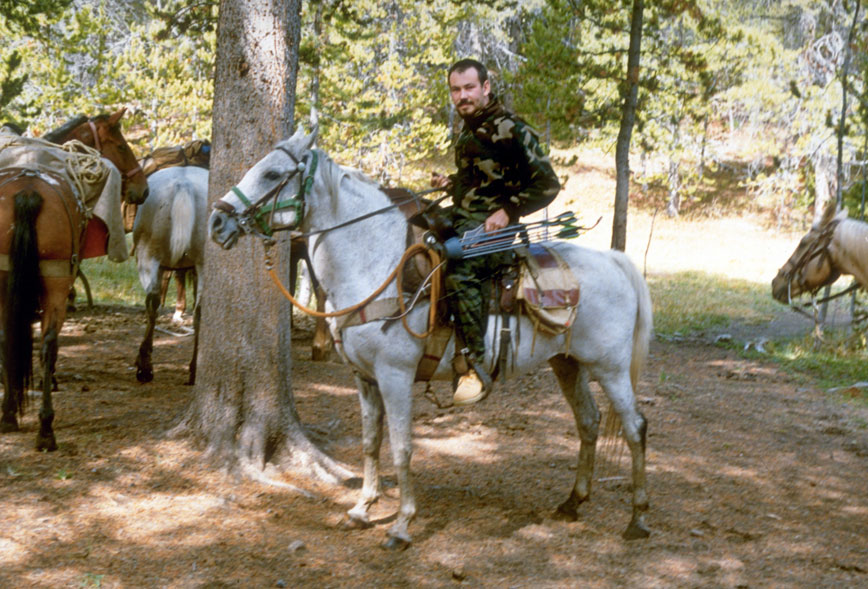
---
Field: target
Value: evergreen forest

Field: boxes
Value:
[2,0,866,222]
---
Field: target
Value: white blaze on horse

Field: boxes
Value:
[772,203,868,304]
[208,128,654,548]
[132,166,208,384]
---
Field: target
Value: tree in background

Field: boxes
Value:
[0,0,72,126]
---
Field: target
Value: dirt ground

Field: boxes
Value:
[1,303,866,589]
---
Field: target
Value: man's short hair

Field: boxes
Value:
[448,59,488,84]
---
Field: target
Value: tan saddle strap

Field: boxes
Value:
[0,254,75,277]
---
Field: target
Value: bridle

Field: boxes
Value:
[780,219,841,301]
[86,119,144,182]
[213,145,315,241]
[214,146,439,242]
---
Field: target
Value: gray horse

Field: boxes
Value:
[133,166,207,384]
[209,128,653,548]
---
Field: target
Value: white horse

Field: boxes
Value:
[208,128,654,548]
[133,166,207,384]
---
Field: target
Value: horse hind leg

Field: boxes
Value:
[345,376,385,529]
[598,371,650,540]
[36,321,60,451]
[136,289,161,384]
[186,296,200,385]
[36,279,71,452]
[1,318,21,433]
[549,354,600,521]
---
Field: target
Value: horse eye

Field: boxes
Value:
[264,170,282,181]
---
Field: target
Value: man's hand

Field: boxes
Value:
[431,172,451,189]
[484,209,509,233]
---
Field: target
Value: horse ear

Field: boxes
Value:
[813,200,836,228]
[108,108,126,126]
[307,124,318,147]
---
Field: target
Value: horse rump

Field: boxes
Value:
[3,189,44,409]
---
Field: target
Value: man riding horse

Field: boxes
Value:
[431,58,561,406]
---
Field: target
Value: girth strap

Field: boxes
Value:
[0,254,76,277]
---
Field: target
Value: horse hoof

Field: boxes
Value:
[341,515,373,531]
[622,518,651,540]
[136,368,154,383]
[36,435,58,452]
[552,504,578,522]
[381,536,410,551]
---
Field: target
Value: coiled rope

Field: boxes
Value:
[266,243,442,339]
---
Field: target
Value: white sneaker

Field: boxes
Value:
[453,370,487,406]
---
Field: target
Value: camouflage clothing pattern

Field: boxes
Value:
[445,96,560,361]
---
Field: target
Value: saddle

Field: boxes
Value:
[124,139,212,231]
[337,189,581,383]
[140,139,211,177]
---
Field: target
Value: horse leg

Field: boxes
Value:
[549,355,600,521]
[159,269,171,308]
[345,376,385,528]
[0,298,20,432]
[598,371,649,540]
[311,286,333,362]
[0,316,19,432]
[173,269,187,324]
[36,321,59,451]
[379,376,416,550]
[136,290,160,383]
[186,296,200,385]
[36,279,70,452]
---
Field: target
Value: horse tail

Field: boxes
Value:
[609,251,653,394]
[4,190,44,412]
[169,182,195,266]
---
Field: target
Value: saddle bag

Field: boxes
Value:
[517,243,580,335]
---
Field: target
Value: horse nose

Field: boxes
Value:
[209,210,224,236]
[141,186,150,202]
[209,209,236,248]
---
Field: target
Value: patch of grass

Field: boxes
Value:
[77,256,141,306]
[648,271,779,336]
[768,332,868,404]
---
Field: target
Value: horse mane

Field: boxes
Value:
[835,217,868,257]
[315,149,381,198]
[42,114,88,143]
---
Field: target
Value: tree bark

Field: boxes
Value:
[611,0,643,252]
[172,0,350,485]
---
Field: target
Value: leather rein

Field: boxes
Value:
[217,147,445,339]
[780,218,861,315]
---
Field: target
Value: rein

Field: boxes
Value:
[264,242,443,339]
[223,145,449,338]
[783,219,840,302]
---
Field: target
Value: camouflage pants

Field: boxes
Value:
[444,218,509,362]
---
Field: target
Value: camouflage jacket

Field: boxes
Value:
[448,96,560,225]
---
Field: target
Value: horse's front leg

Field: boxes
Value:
[172,269,188,324]
[549,356,599,520]
[379,374,416,550]
[36,320,60,452]
[346,376,385,528]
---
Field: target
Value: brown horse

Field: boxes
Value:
[0,114,145,451]
[43,109,149,229]
[772,203,868,304]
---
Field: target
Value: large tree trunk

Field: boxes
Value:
[172,0,351,485]
[611,0,643,252]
